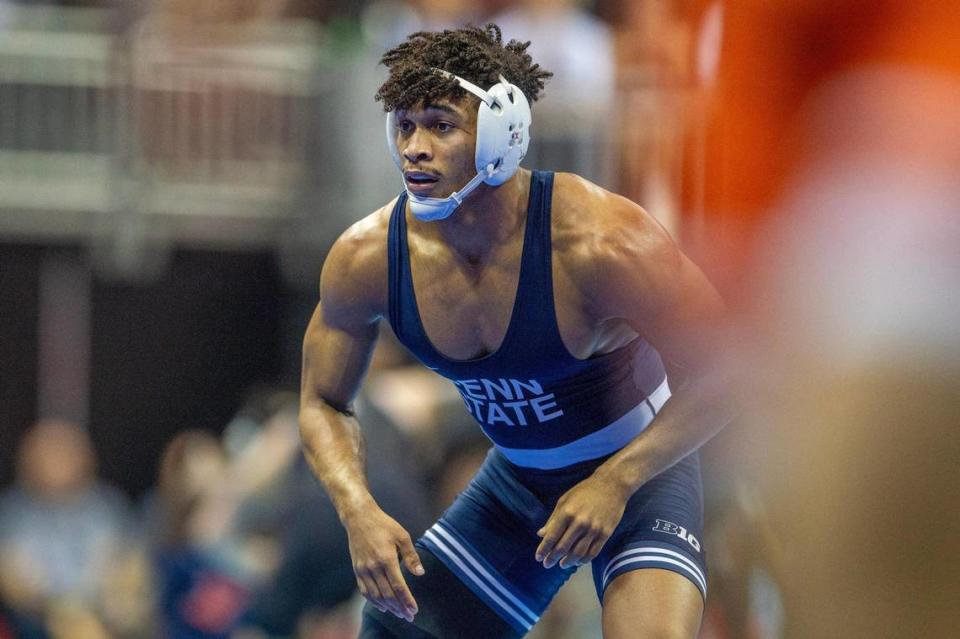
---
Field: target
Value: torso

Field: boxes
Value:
[398,171,639,362]
[374,170,670,465]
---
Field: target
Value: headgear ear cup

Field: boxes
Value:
[386,112,402,169]
[384,70,533,221]
[476,78,532,186]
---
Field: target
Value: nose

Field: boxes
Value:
[401,127,432,164]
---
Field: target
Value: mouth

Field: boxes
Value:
[404,170,440,194]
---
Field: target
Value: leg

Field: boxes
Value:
[601,568,704,639]
[358,612,416,638]
[359,545,520,639]
[591,454,708,639]
[385,450,575,637]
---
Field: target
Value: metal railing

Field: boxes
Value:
[0,6,322,255]
[0,7,656,281]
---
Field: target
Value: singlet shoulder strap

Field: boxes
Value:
[506,170,567,351]
[386,192,409,334]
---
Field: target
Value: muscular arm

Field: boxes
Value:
[590,213,733,495]
[299,298,379,521]
[537,183,734,569]
[299,212,424,621]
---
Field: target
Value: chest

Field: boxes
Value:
[407,237,599,361]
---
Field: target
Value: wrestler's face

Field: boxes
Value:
[392,96,478,199]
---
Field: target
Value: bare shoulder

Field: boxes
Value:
[551,173,681,307]
[319,199,397,327]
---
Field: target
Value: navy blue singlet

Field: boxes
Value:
[388,171,670,470]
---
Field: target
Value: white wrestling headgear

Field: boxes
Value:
[386,69,533,222]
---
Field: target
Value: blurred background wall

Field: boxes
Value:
[0,1,957,638]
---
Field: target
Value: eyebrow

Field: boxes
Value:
[421,103,463,118]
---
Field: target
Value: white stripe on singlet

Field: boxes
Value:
[423,523,539,630]
[602,546,707,595]
[496,377,671,470]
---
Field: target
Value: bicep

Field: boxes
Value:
[301,301,379,412]
[598,224,725,373]
[302,217,387,412]
[637,252,725,372]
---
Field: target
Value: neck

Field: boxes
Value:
[413,169,532,257]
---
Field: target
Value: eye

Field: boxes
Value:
[398,119,414,134]
[435,121,454,133]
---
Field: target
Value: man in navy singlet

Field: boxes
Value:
[299,24,733,639]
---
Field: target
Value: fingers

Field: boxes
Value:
[385,559,419,621]
[398,533,426,577]
[560,535,593,568]
[357,574,389,615]
[373,568,415,622]
[356,563,398,618]
[540,523,585,569]
[563,532,609,568]
[536,516,610,569]
[355,555,419,622]
[535,512,570,567]
[535,532,558,565]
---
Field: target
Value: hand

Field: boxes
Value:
[344,507,425,622]
[535,475,630,569]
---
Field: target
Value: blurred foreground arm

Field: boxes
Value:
[593,200,734,494]
[537,192,735,568]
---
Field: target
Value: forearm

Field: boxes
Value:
[594,371,734,497]
[299,400,378,525]
[299,396,425,622]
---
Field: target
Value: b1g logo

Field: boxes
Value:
[653,519,701,552]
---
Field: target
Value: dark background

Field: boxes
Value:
[0,244,307,496]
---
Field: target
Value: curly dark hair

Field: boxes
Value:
[376,23,552,112]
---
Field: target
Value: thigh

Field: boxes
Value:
[359,610,433,639]
[360,548,519,639]
[409,452,579,636]
[592,453,708,605]
[601,568,704,639]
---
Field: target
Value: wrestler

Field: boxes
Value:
[299,24,731,638]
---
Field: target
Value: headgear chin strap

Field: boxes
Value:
[396,170,491,222]
[386,70,532,222]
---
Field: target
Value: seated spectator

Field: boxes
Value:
[145,430,251,639]
[0,419,139,636]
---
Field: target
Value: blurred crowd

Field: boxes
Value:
[1,0,959,638]
[0,333,481,639]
